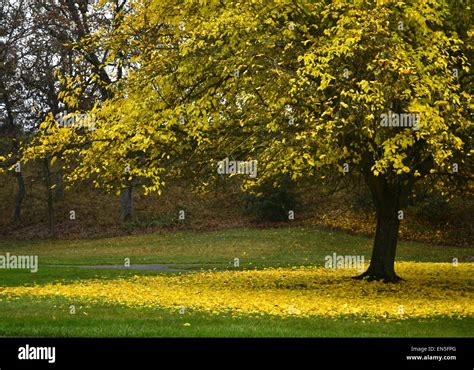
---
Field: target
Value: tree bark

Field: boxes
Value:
[355,201,402,282]
[13,171,25,225]
[43,159,55,237]
[55,167,64,201]
[354,173,406,282]
[120,184,133,222]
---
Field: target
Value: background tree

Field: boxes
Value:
[1,0,133,232]
[0,0,32,225]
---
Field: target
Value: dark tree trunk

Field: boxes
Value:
[43,159,55,237]
[354,172,408,283]
[55,167,64,201]
[13,171,25,225]
[355,199,402,282]
[120,184,133,222]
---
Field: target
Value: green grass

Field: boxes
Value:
[0,226,469,265]
[0,226,470,286]
[0,296,471,337]
[0,226,472,337]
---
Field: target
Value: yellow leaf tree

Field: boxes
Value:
[25,0,472,281]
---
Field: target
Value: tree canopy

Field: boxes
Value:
[19,0,473,281]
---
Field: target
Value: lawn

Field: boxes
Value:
[0,226,472,337]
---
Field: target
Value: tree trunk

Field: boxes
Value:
[55,167,64,201]
[355,201,402,282]
[13,171,25,225]
[120,184,133,222]
[355,173,405,282]
[43,159,55,237]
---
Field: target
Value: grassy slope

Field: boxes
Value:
[0,226,472,337]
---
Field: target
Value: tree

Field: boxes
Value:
[0,0,31,225]
[31,0,136,222]
[1,0,115,232]
[0,0,134,230]
[24,0,472,281]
